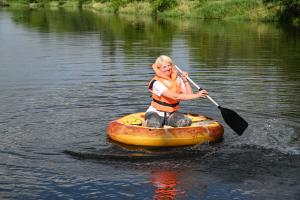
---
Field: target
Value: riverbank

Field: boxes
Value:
[3,0,300,25]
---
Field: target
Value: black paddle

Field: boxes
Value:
[175,65,248,136]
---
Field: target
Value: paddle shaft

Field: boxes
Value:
[175,65,220,107]
[175,65,248,135]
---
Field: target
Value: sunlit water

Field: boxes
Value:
[0,8,299,200]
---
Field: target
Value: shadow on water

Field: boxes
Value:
[63,135,300,170]
[63,140,220,163]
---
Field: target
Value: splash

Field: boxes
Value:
[238,118,300,155]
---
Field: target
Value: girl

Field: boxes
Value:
[145,55,208,128]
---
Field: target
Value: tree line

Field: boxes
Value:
[3,0,300,23]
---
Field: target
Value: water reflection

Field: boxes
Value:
[9,8,300,74]
[151,170,183,200]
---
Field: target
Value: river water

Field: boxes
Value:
[0,8,299,200]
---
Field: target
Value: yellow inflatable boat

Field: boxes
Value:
[107,112,224,147]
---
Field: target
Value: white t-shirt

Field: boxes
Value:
[146,78,186,117]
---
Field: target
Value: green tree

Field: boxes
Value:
[264,0,300,20]
[152,0,177,13]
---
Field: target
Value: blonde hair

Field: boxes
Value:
[154,55,174,68]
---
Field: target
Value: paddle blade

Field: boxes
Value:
[218,106,248,136]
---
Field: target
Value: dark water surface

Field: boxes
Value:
[0,8,299,200]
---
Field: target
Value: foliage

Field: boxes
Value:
[5,0,299,23]
[197,0,261,19]
[119,1,152,15]
[91,0,131,13]
[263,0,300,20]
[152,0,177,13]
[78,0,92,7]
[111,0,127,12]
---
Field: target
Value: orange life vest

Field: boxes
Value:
[148,63,182,113]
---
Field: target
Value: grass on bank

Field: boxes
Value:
[90,1,152,15]
[3,0,300,24]
[87,0,279,21]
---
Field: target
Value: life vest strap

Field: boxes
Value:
[148,80,156,90]
[152,98,179,107]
